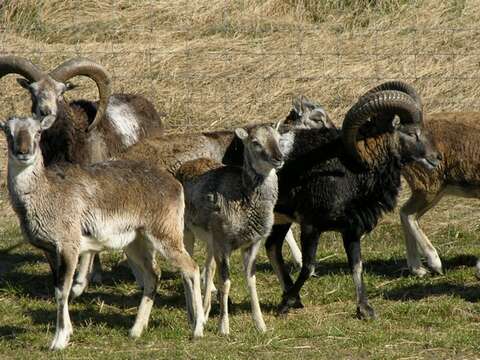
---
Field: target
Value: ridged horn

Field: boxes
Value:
[342,90,422,165]
[49,58,111,132]
[0,56,45,83]
[361,80,422,119]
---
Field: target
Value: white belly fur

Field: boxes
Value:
[79,216,139,253]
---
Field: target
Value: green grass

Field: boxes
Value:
[0,221,479,359]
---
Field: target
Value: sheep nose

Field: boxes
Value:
[15,146,30,155]
[273,154,284,162]
[437,153,443,161]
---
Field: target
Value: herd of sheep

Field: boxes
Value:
[0,56,479,350]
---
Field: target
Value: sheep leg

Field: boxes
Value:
[342,231,375,320]
[400,191,443,276]
[71,250,95,299]
[90,253,103,284]
[203,246,216,321]
[43,250,58,287]
[242,241,266,332]
[266,223,294,293]
[284,229,303,269]
[124,237,158,338]
[216,254,231,335]
[157,237,204,338]
[476,259,480,280]
[278,225,320,315]
[50,246,78,350]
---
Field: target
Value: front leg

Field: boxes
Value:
[242,241,266,332]
[279,223,320,314]
[50,246,79,350]
[265,224,294,294]
[342,231,375,320]
[215,253,231,335]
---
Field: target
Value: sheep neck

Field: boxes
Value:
[7,153,46,202]
[241,149,277,201]
[356,132,400,169]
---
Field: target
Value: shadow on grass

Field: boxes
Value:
[257,257,407,279]
[0,325,26,339]
[383,281,480,303]
[25,282,190,331]
[0,249,44,274]
[257,254,479,279]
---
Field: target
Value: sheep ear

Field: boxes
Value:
[392,116,401,129]
[0,121,6,131]
[16,78,32,90]
[40,115,56,130]
[235,128,248,141]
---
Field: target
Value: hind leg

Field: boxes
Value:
[284,228,303,270]
[90,253,103,284]
[242,241,266,332]
[71,251,95,299]
[147,232,204,338]
[401,191,443,276]
[124,237,158,338]
[202,245,216,321]
[342,230,375,320]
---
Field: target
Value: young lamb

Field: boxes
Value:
[176,125,284,335]
[1,115,204,350]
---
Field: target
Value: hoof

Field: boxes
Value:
[129,326,144,339]
[192,325,204,338]
[91,272,103,285]
[276,294,303,316]
[50,331,70,351]
[356,304,376,320]
[70,283,85,299]
[256,322,267,333]
[427,257,443,275]
[219,322,229,336]
[410,265,429,278]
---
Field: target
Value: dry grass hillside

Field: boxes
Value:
[1,1,480,358]
[1,0,480,233]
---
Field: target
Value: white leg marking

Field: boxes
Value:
[285,229,302,268]
[243,242,266,333]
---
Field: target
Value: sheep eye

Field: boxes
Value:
[252,141,262,149]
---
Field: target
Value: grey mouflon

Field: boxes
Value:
[176,125,283,335]
[1,115,204,350]
[0,56,165,287]
[74,98,333,296]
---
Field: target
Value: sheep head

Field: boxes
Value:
[0,56,111,132]
[342,89,440,170]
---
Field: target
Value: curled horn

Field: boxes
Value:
[0,56,45,83]
[361,80,422,122]
[342,90,422,165]
[49,58,111,132]
[275,118,284,130]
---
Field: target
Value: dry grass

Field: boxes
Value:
[1,0,480,358]
[1,0,480,229]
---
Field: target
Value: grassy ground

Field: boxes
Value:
[1,219,480,359]
[1,0,480,358]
